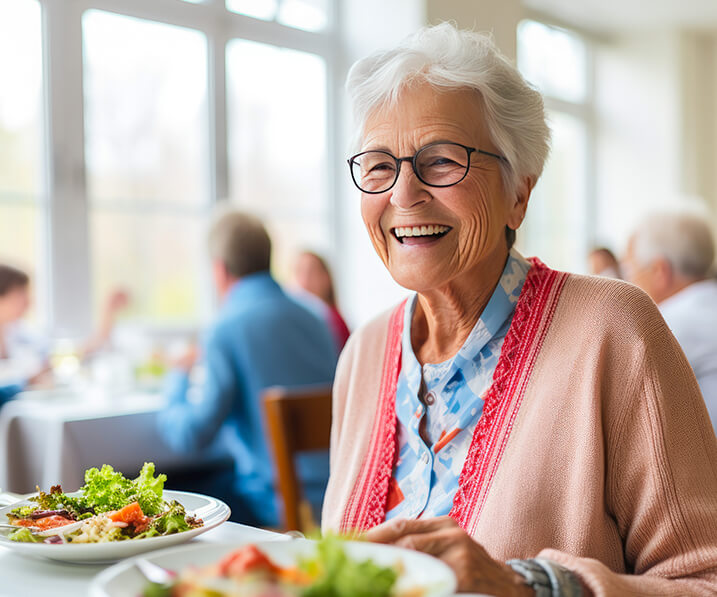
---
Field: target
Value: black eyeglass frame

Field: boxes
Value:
[347,141,507,194]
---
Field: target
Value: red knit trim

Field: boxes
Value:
[450,259,568,531]
[340,301,405,532]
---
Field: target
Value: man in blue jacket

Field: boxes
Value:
[158,210,337,527]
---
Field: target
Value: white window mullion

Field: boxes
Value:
[204,3,228,318]
[325,27,343,296]
[43,0,92,337]
[208,27,229,203]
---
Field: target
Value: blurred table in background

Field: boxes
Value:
[0,390,227,493]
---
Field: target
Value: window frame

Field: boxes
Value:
[33,0,339,335]
[516,17,597,272]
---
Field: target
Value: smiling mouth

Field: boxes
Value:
[392,225,452,244]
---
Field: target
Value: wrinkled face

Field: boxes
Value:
[293,253,331,302]
[358,82,526,293]
[0,284,31,323]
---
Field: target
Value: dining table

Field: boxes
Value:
[0,520,284,597]
[0,387,229,494]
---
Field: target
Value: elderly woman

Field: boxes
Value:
[321,23,717,596]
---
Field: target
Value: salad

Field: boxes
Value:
[143,536,423,597]
[4,462,202,545]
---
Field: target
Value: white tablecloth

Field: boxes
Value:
[0,390,225,493]
[0,522,282,597]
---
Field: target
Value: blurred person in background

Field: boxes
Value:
[0,262,130,405]
[587,246,621,279]
[292,250,351,351]
[623,212,717,431]
[157,210,337,527]
[81,289,131,359]
[0,264,49,404]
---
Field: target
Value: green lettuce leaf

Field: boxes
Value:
[130,462,167,516]
[149,501,191,535]
[81,465,134,513]
[300,536,398,597]
[27,485,90,518]
[8,528,43,543]
[80,462,167,515]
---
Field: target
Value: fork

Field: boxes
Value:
[0,520,84,537]
[0,523,40,533]
[135,559,176,585]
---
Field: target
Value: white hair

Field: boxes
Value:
[346,22,551,198]
[632,212,715,279]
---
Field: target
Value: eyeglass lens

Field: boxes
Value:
[351,143,470,193]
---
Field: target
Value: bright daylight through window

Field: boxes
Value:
[83,10,209,324]
[517,19,591,273]
[0,0,44,322]
[226,39,329,281]
[226,0,330,32]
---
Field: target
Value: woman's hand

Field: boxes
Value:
[365,516,533,596]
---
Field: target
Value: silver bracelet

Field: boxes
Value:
[507,558,583,597]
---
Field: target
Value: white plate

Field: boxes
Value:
[0,490,230,563]
[90,538,458,597]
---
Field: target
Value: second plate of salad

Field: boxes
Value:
[90,536,458,597]
[0,463,230,563]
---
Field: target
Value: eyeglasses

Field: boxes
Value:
[347,141,506,194]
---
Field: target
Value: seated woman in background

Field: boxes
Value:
[0,262,129,404]
[0,264,49,404]
[292,250,351,351]
[322,23,717,596]
[587,246,622,278]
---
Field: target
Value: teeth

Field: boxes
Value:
[394,225,450,238]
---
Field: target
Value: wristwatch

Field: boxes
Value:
[507,558,584,597]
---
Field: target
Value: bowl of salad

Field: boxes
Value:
[0,463,230,563]
[90,536,457,597]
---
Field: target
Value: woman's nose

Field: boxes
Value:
[389,162,430,210]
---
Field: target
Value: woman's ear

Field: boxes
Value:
[506,176,534,231]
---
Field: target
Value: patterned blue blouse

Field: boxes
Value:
[386,249,531,520]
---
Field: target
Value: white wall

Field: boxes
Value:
[593,29,717,255]
[426,0,522,59]
[593,31,683,254]
[680,31,717,230]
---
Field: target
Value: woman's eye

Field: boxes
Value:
[426,157,458,168]
[368,162,395,173]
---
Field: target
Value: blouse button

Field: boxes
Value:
[421,452,430,464]
[424,391,436,406]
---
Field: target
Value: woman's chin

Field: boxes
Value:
[388,267,448,294]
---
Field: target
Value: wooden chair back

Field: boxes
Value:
[263,384,332,532]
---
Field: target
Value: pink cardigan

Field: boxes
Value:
[322,261,717,595]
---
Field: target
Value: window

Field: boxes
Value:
[226,39,329,280]
[522,111,587,266]
[518,20,587,104]
[2,1,337,336]
[517,20,592,273]
[83,10,210,323]
[0,0,45,312]
[227,0,330,32]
